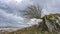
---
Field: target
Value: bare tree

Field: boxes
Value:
[22,5,42,19]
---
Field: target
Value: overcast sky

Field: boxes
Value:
[0,0,60,27]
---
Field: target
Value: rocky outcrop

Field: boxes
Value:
[38,14,60,33]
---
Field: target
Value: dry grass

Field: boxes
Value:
[1,25,58,34]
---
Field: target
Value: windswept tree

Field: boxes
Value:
[22,5,60,33]
[22,5,42,19]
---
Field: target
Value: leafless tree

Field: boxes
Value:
[22,5,42,19]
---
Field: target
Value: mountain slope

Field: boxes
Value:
[2,14,60,34]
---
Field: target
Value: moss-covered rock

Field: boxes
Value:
[38,14,60,32]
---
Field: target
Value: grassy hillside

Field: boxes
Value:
[2,25,50,34]
[1,14,60,34]
[2,25,58,34]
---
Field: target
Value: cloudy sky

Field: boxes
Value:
[0,0,60,28]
